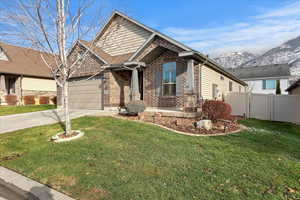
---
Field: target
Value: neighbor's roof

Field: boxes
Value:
[0,42,54,78]
[227,64,291,80]
[286,78,300,92]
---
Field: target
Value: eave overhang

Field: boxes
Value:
[179,51,247,86]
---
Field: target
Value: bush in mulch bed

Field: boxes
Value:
[39,96,50,105]
[24,95,35,105]
[4,94,18,105]
[202,100,232,122]
[118,114,240,135]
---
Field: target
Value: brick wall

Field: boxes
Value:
[143,50,187,108]
[69,43,105,78]
[106,71,131,107]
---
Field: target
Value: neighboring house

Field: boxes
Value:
[0,42,57,105]
[228,64,296,95]
[58,11,246,111]
[286,79,300,95]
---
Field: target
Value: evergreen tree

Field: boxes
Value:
[276,80,281,95]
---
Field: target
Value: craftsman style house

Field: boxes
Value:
[60,11,246,111]
[0,42,56,105]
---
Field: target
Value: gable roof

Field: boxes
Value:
[73,11,246,86]
[227,64,291,80]
[0,42,53,78]
[95,11,192,54]
[286,78,300,92]
[79,40,133,64]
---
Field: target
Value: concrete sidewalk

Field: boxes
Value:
[0,109,113,134]
[0,166,74,200]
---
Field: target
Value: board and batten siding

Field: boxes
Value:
[97,16,152,56]
[22,77,56,92]
[200,65,245,99]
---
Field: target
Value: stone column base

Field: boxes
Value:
[184,93,197,112]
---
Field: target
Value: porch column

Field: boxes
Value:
[187,59,195,93]
[131,68,140,101]
[0,74,6,105]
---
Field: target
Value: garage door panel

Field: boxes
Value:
[68,78,102,110]
[69,103,100,110]
[69,93,101,99]
[69,99,101,103]
[69,86,100,92]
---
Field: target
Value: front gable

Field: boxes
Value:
[68,43,105,78]
[134,36,186,63]
[0,46,9,61]
[96,15,152,56]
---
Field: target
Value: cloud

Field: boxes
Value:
[163,1,300,56]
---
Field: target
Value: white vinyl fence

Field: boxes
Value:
[225,92,300,124]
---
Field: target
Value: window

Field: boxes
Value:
[229,81,233,91]
[262,80,276,90]
[220,76,224,80]
[239,86,242,93]
[212,84,218,99]
[163,62,176,96]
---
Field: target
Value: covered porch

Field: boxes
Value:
[0,74,20,105]
[107,51,199,112]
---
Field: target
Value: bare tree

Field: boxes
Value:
[0,0,114,135]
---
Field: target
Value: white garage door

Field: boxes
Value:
[68,78,103,110]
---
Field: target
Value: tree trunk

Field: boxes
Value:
[63,82,72,135]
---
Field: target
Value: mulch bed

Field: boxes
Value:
[55,132,80,139]
[118,114,240,135]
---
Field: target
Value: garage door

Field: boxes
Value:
[68,78,103,110]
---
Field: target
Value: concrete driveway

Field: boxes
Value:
[0,167,74,200]
[0,109,112,134]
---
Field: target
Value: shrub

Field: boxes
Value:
[39,96,50,105]
[5,95,18,106]
[125,100,146,115]
[24,95,35,105]
[202,100,232,121]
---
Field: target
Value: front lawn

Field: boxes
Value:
[0,117,299,200]
[0,104,56,116]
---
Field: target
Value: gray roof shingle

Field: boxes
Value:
[227,64,291,79]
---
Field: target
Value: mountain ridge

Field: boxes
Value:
[213,36,300,75]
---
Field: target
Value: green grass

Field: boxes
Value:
[0,117,299,200]
[0,105,56,116]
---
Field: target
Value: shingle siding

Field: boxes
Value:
[96,15,152,56]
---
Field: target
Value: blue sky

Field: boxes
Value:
[1,0,300,56]
[105,0,300,56]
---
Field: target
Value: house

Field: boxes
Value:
[228,64,297,95]
[0,42,57,105]
[58,11,246,111]
[286,78,300,95]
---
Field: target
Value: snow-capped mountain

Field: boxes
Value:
[213,36,300,76]
[213,52,256,68]
[241,36,300,68]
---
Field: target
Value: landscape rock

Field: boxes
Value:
[196,120,212,131]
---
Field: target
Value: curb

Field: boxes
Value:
[0,166,75,200]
